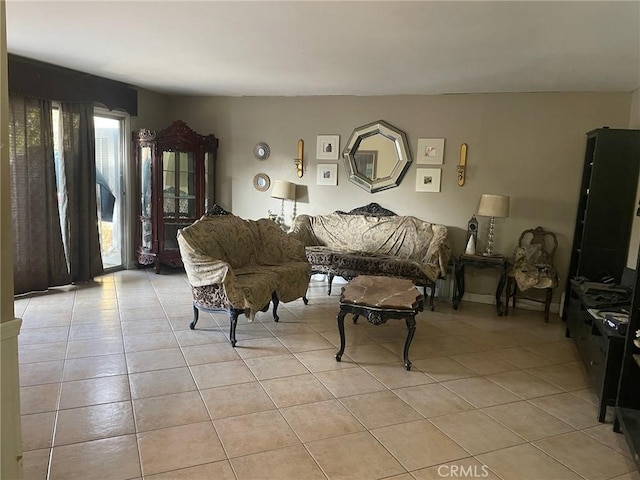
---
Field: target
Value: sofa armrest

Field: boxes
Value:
[423,225,452,278]
[289,215,319,247]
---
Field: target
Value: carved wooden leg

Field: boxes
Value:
[496,268,506,316]
[504,277,512,316]
[271,292,280,322]
[327,273,334,295]
[544,288,552,323]
[429,285,435,311]
[229,310,240,347]
[403,315,417,370]
[190,305,199,330]
[335,308,347,362]
[453,264,464,310]
[302,296,309,305]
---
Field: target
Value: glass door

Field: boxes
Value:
[161,150,196,251]
[94,113,126,270]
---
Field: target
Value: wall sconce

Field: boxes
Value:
[457,143,467,186]
[294,139,304,178]
[271,180,296,225]
[477,193,510,255]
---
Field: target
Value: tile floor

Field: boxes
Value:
[14,269,640,480]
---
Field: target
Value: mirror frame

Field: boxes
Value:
[342,120,412,193]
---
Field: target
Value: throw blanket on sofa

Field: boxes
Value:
[291,212,450,283]
[178,215,310,320]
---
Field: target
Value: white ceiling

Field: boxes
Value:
[6,1,640,97]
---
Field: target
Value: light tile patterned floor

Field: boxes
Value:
[15,270,639,480]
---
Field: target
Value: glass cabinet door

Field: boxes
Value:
[139,145,152,251]
[162,151,196,219]
[161,150,196,250]
[205,151,215,212]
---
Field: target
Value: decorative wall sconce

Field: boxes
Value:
[457,143,467,186]
[294,139,304,178]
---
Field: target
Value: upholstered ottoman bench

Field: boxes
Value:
[335,275,423,370]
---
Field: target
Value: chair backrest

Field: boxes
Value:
[518,226,558,262]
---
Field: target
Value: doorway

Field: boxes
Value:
[94,111,127,270]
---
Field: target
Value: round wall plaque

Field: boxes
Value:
[253,142,270,160]
[253,173,271,192]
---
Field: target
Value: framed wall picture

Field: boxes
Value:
[416,138,445,165]
[316,135,340,160]
[415,168,441,192]
[317,163,338,186]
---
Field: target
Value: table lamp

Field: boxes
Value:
[271,180,296,224]
[477,194,510,256]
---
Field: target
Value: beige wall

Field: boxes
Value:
[630,88,640,129]
[169,92,632,297]
[132,88,172,132]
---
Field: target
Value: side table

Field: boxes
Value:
[453,253,508,316]
[335,275,423,370]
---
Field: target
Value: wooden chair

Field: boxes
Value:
[505,226,559,322]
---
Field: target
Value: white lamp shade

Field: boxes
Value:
[271,180,296,201]
[477,194,510,218]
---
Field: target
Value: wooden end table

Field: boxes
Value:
[335,275,423,370]
[453,253,508,316]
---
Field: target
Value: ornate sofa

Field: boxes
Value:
[177,213,311,346]
[289,203,451,309]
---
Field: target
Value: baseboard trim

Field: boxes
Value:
[462,293,559,313]
[0,317,22,340]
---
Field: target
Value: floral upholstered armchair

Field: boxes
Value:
[505,226,559,322]
[177,213,310,346]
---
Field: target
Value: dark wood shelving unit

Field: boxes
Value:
[562,128,640,318]
[617,408,640,471]
[565,288,625,422]
[615,233,640,471]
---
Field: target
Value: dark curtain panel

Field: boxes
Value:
[9,95,70,294]
[60,103,103,281]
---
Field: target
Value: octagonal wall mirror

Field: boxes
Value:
[342,120,412,193]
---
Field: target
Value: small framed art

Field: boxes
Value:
[317,164,338,186]
[316,135,340,160]
[416,138,445,165]
[415,168,441,192]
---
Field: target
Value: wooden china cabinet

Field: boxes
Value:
[134,120,218,273]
